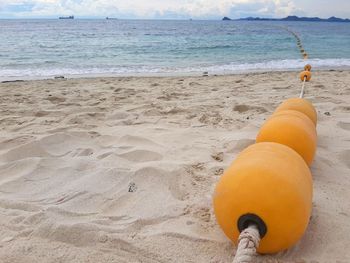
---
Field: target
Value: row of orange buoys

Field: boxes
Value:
[214,66,317,254]
[275,26,308,59]
[289,29,309,59]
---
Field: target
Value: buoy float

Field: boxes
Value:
[300,70,311,81]
[275,97,317,126]
[256,110,317,165]
[213,142,313,254]
[304,64,312,71]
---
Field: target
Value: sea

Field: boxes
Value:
[0,19,350,80]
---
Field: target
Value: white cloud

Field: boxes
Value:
[0,0,345,19]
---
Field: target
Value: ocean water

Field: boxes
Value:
[0,19,350,79]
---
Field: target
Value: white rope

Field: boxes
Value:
[299,76,307,98]
[232,225,261,263]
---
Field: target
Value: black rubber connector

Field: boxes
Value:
[238,213,267,238]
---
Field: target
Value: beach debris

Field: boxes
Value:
[324,111,331,116]
[54,76,65,79]
[128,182,137,193]
[203,71,209,77]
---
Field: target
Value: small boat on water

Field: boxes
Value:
[59,16,74,19]
[106,17,118,20]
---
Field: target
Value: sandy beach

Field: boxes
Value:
[0,71,349,262]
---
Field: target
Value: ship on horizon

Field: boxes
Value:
[59,16,74,19]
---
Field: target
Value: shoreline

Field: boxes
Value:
[1,67,350,83]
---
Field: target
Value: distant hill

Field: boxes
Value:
[223,15,350,22]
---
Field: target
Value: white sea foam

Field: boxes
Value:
[1,58,350,80]
[191,58,350,73]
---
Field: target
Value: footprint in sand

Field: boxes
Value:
[233,104,267,113]
[314,84,326,89]
[34,111,50,117]
[198,112,223,125]
[211,152,224,162]
[45,96,66,104]
[189,82,201,87]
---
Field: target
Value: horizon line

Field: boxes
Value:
[0,14,349,20]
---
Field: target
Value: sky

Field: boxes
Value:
[0,0,349,19]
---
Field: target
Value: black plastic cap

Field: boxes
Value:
[238,213,267,238]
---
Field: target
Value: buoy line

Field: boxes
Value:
[232,225,260,263]
[281,26,309,59]
[300,64,312,98]
[214,26,316,263]
[270,25,309,59]
[300,76,307,98]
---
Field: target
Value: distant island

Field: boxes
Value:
[223,15,350,22]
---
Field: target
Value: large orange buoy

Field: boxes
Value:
[256,110,317,165]
[275,98,317,126]
[213,142,313,254]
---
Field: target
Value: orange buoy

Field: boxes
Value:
[304,64,312,71]
[256,110,317,165]
[300,70,311,81]
[213,142,313,254]
[275,98,317,126]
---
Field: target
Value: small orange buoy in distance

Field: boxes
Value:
[275,97,317,126]
[213,142,313,254]
[300,70,311,81]
[256,110,317,165]
[304,64,312,71]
